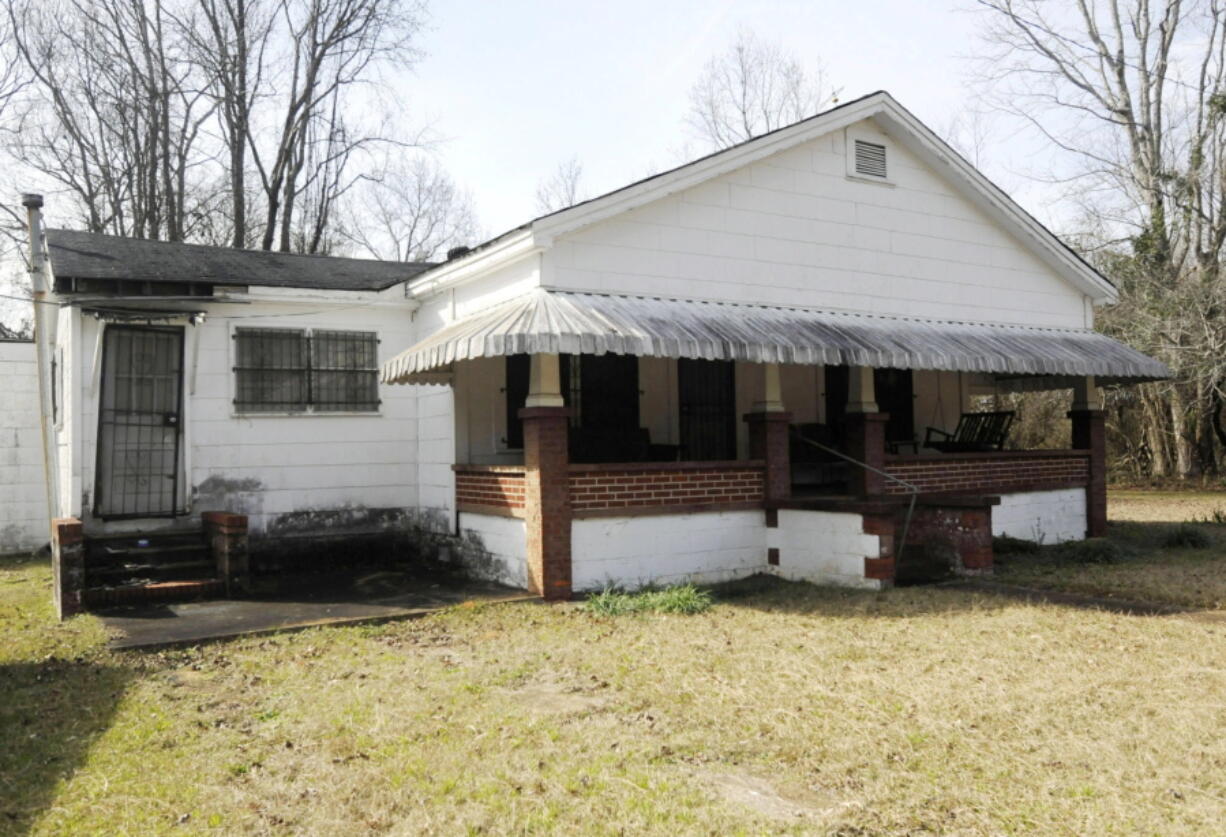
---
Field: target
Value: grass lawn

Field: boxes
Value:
[994,489,1226,610]
[5,542,1226,834]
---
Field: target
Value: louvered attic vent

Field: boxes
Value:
[853,140,888,178]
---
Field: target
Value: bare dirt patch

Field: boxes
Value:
[694,768,842,821]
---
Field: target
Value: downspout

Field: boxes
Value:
[25,193,62,534]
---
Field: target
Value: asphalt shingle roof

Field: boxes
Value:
[46,229,435,292]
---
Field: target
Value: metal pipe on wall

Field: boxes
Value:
[24,193,62,534]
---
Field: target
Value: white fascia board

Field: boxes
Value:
[214,284,418,310]
[405,229,540,300]
[872,105,1118,305]
[532,96,889,241]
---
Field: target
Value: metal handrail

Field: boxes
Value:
[788,429,919,566]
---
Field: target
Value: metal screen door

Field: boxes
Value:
[678,358,736,460]
[95,325,185,518]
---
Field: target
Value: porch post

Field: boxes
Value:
[520,353,572,600]
[744,363,791,505]
[1069,375,1107,538]
[844,366,888,496]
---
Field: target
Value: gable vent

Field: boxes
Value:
[854,140,888,179]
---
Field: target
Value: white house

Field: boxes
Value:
[26,91,1167,616]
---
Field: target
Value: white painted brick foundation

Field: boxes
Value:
[457,512,527,588]
[571,511,766,591]
[993,489,1087,544]
[768,509,883,590]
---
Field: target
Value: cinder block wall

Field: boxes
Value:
[0,340,49,553]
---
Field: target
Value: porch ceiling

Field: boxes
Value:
[382,289,1169,386]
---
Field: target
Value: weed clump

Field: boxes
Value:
[1194,508,1226,526]
[992,535,1041,556]
[1055,537,1123,564]
[584,584,713,616]
[1162,524,1212,549]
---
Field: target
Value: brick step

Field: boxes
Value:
[86,534,205,558]
[83,578,224,608]
[87,543,209,568]
[86,558,216,584]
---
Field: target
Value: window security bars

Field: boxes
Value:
[234,328,380,413]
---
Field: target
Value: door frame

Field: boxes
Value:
[93,323,187,520]
[677,358,737,461]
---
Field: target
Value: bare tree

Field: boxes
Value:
[535,156,585,214]
[343,155,479,261]
[973,0,1226,478]
[6,0,217,241]
[184,0,275,248]
[686,29,838,150]
[250,0,425,252]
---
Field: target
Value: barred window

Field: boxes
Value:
[234,327,380,413]
[311,330,380,412]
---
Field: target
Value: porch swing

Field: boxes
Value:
[922,375,1015,453]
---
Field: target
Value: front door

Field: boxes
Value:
[678,358,736,460]
[95,325,185,518]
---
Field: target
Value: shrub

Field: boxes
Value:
[1055,537,1123,565]
[992,535,1041,556]
[583,584,713,616]
[1162,524,1212,550]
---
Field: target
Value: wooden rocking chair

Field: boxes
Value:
[924,411,1015,453]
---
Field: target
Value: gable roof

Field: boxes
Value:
[414,91,1118,304]
[46,228,434,292]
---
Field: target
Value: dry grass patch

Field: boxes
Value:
[996,491,1226,610]
[4,557,1226,834]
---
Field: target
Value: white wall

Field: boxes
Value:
[993,488,1087,544]
[546,118,1089,329]
[64,291,427,538]
[456,512,527,587]
[0,341,49,553]
[768,509,883,590]
[571,510,766,591]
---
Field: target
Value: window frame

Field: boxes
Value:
[230,324,382,417]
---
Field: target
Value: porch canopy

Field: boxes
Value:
[382,289,1169,387]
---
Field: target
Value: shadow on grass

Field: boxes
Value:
[0,660,134,835]
[708,573,1017,619]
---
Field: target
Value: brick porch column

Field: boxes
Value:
[51,517,85,620]
[744,362,791,505]
[203,511,250,595]
[520,406,572,600]
[843,365,889,496]
[519,353,572,600]
[1070,375,1107,538]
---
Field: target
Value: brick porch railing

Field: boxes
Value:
[568,460,765,517]
[882,450,1090,496]
[454,465,527,516]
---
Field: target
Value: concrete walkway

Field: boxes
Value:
[99,572,534,649]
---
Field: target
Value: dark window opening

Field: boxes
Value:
[824,366,914,446]
[505,353,641,461]
[234,327,379,413]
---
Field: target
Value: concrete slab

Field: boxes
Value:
[99,571,535,650]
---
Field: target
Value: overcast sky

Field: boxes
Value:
[402,0,1041,238]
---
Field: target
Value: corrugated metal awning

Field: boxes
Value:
[382,289,1169,386]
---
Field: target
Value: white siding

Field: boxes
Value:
[993,488,1087,544]
[0,341,49,552]
[456,512,527,587]
[69,295,423,538]
[571,510,766,591]
[545,119,1089,328]
[768,509,883,589]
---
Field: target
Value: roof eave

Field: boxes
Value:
[405,228,540,299]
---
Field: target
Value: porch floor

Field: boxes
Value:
[98,571,533,650]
